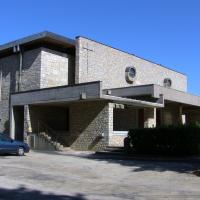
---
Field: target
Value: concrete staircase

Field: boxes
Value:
[38,132,64,151]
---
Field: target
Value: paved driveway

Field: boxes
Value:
[0,151,200,200]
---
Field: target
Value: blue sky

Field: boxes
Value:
[0,0,200,94]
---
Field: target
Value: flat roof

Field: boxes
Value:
[0,31,75,57]
[103,84,200,107]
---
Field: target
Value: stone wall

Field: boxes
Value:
[40,48,74,88]
[0,47,75,133]
[21,48,41,91]
[76,37,187,92]
[0,49,41,132]
[23,102,113,150]
[69,101,112,151]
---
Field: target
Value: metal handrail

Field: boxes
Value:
[37,120,66,143]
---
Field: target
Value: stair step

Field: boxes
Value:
[104,146,125,153]
[37,131,66,151]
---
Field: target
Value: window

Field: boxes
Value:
[125,66,136,83]
[164,78,172,88]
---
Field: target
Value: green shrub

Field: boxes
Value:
[128,124,200,155]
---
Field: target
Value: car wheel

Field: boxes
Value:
[17,147,24,156]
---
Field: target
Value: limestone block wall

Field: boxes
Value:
[0,49,41,132]
[76,37,187,92]
[69,101,113,151]
[40,48,74,88]
[21,48,41,91]
[0,100,9,132]
[0,47,75,133]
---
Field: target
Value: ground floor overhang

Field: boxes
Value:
[103,84,200,108]
[9,82,200,150]
[10,81,164,108]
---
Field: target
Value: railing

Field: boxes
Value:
[37,120,67,145]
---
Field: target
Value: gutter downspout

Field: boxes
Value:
[18,49,23,92]
[13,45,23,92]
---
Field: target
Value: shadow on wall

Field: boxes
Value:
[3,120,9,134]
[0,186,87,200]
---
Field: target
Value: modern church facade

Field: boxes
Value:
[0,31,200,150]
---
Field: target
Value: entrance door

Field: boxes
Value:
[13,106,24,141]
[138,109,144,128]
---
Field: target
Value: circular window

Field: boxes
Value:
[125,67,136,83]
[164,78,172,88]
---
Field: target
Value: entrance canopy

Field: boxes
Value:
[10,81,164,108]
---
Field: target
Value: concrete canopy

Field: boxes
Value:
[10,81,164,108]
[103,84,200,108]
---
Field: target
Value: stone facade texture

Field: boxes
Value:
[69,101,112,150]
[0,49,42,132]
[0,47,74,133]
[76,37,187,92]
[1,33,199,151]
[40,48,74,88]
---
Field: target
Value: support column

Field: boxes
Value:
[179,105,186,125]
[108,103,114,146]
[9,106,15,139]
[144,108,156,128]
[24,105,32,143]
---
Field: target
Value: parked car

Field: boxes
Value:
[0,133,30,156]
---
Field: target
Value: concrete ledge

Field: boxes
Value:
[11,81,102,106]
[104,84,200,107]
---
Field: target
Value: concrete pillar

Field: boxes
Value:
[144,108,156,128]
[108,103,114,146]
[178,105,185,124]
[9,106,15,139]
[24,105,32,143]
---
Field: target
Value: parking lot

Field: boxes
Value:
[0,151,200,200]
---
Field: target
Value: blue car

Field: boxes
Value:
[0,133,30,156]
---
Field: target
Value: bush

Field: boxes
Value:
[127,124,200,155]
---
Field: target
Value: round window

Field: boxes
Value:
[125,67,136,83]
[163,78,172,88]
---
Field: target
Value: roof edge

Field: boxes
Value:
[76,35,186,76]
[0,31,75,53]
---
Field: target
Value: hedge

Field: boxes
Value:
[126,123,200,155]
